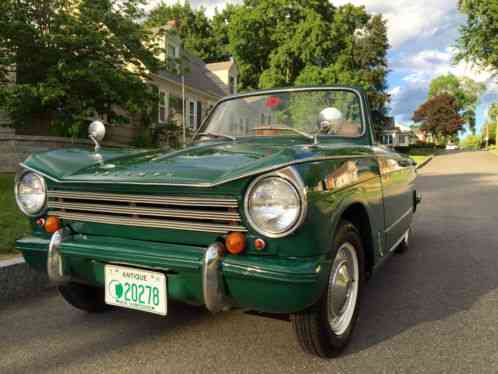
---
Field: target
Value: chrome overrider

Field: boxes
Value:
[202,242,231,313]
[47,228,70,284]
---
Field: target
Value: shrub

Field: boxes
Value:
[460,134,481,150]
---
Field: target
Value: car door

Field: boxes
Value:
[378,155,416,253]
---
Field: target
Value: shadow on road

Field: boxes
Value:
[346,169,498,355]
[1,293,217,372]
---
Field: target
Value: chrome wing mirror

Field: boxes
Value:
[88,120,106,153]
[88,120,106,164]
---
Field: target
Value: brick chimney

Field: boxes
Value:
[167,19,179,29]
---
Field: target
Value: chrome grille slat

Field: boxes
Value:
[53,212,247,234]
[47,201,241,221]
[47,190,245,234]
[47,191,238,208]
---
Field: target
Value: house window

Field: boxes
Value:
[166,36,180,58]
[168,44,177,58]
[159,90,168,123]
[197,101,203,128]
[382,134,393,145]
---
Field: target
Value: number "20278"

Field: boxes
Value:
[123,282,160,306]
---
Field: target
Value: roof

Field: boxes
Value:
[158,51,229,98]
[149,24,230,98]
[396,124,412,132]
[206,60,234,71]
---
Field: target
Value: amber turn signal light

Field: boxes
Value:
[44,216,61,233]
[225,232,246,254]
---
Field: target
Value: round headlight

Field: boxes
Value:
[245,176,304,237]
[15,172,47,216]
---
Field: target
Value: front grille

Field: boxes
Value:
[47,191,247,234]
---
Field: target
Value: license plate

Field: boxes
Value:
[105,265,167,316]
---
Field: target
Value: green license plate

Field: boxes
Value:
[104,265,167,316]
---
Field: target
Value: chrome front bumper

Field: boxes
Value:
[47,230,231,313]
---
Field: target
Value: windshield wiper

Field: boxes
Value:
[197,131,236,141]
[248,126,317,143]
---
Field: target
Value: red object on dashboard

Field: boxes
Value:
[265,96,282,108]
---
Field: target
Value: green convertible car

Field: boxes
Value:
[15,86,419,358]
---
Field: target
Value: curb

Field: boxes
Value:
[416,155,433,170]
[0,256,51,304]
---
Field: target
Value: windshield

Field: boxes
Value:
[198,89,364,140]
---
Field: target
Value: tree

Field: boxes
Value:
[0,0,166,136]
[481,122,496,145]
[211,4,240,62]
[145,2,232,63]
[226,1,390,120]
[456,0,498,145]
[412,94,465,142]
[488,103,498,123]
[460,134,481,150]
[428,73,485,133]
[456,0,498,72]
[143,1,390,133]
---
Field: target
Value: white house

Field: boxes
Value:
[149,21,237,133]
[380,123,417,147]
[1,20,238,145]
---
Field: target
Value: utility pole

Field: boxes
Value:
[486,119,489,149]
[182,74,186,147]
[496,102,498,149]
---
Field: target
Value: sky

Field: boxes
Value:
[149,0,498,134]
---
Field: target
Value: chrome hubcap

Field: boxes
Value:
[327,242,359,335]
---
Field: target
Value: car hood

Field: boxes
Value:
[21,140,375,187]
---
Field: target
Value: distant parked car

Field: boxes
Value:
[15,86,421,358]
[446,144,459,150]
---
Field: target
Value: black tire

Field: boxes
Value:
[292,220,365,358]
[58,282,109,313]
[394,228,410,254]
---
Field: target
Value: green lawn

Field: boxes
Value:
[0,174,30,257]
[410,155,432,166]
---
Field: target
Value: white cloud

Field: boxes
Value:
[388,85,401,98]
[331,0,462,49]
[397,47,496,84]
[389,80,428,123]
[391,46,498,124]
[402,48,496,95]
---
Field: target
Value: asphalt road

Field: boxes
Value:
[2,151,498,374]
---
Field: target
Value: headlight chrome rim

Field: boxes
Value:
[244,167,307,238]
[15,171,47,217]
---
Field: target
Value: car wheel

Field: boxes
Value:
[394,228,410,254]
[292,220,365,358]
[58,282,109,313]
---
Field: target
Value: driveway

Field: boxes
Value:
[1,151,498,373]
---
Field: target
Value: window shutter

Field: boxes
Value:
[197,101,203,128]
